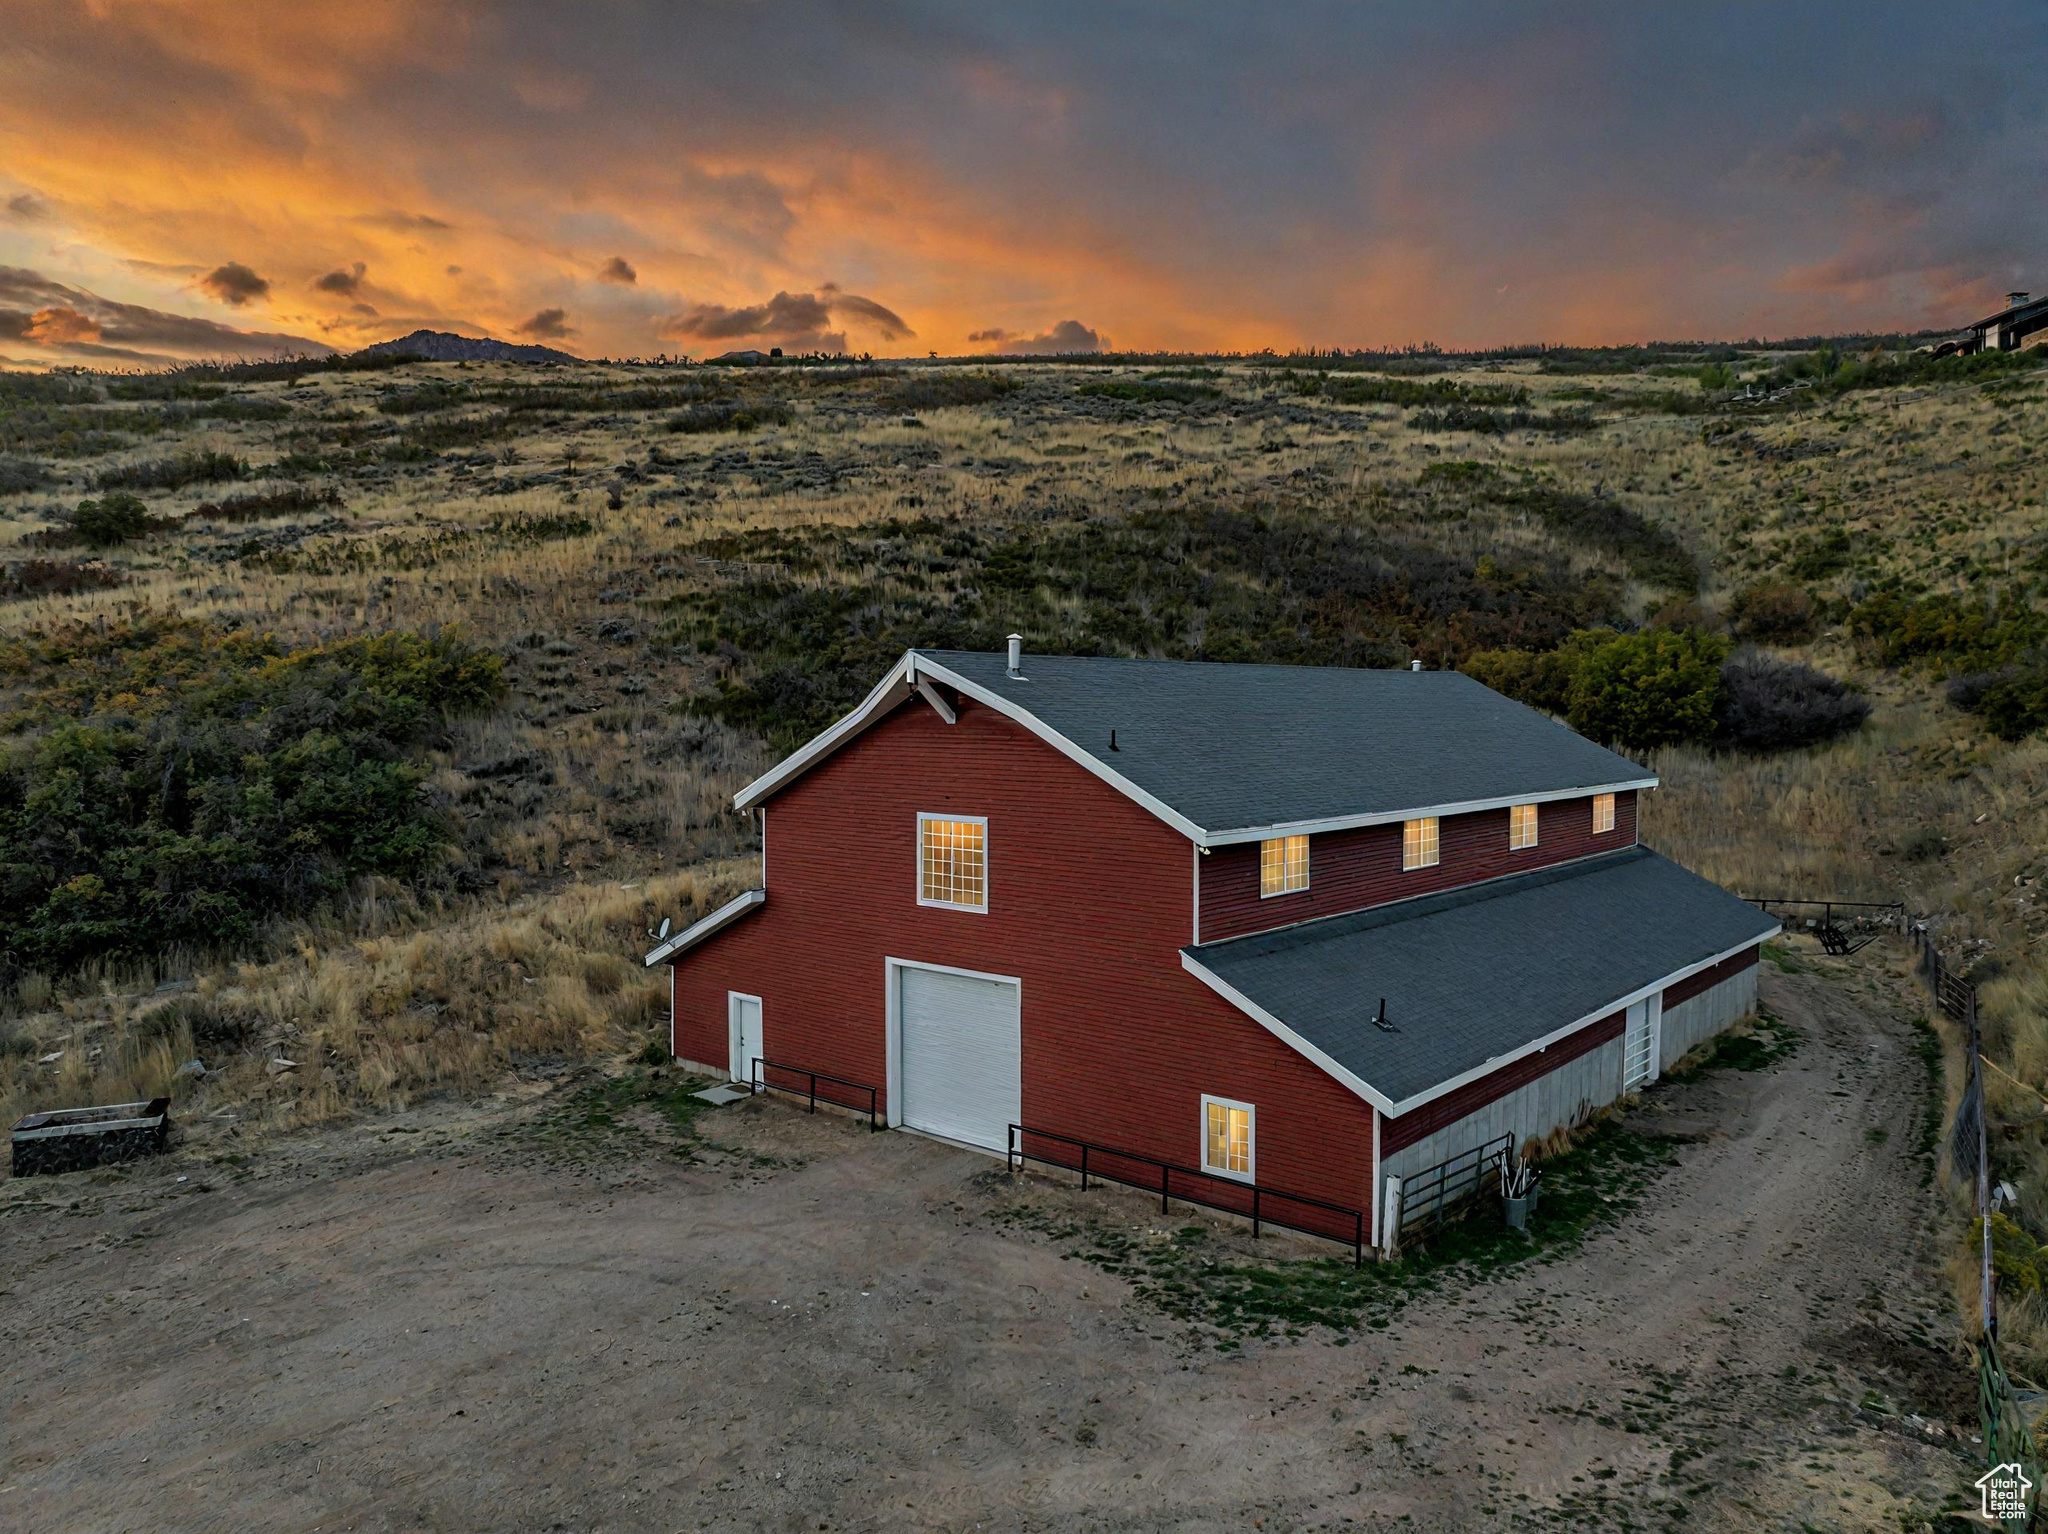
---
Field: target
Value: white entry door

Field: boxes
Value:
[895,963,1021,1152]
[1622,994,1661,1091]
[729,992,763,1086]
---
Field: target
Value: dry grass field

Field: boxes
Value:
[3,344,2046,1376]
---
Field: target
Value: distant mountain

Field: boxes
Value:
[355,329,581,364]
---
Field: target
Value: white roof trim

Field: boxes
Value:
[734,656,915,812]
[910,658,1213,841]
[730,648,1662,842]
[642,889,766,966]
[1183,926,1779,1121]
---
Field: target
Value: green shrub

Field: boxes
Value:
[1949,663,2048,741]
[0,612,504,972]
[1564,629,1727,749]
[69,491,164,547]
[1467,629,1727,750]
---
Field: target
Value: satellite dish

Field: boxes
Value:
[657,917,672,940]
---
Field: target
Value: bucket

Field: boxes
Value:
[1503,1193,1533,1232]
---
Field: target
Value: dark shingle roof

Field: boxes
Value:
[917,650,1651,836]
[1184,846,1777,1109]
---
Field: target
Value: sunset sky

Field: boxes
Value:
[4,1,2045,366]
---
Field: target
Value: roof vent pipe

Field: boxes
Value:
[1410,659,1423,672]
[1006,633,1024,678]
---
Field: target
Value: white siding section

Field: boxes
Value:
[1381,1035,1625,1198]
[1658,964,1760,1071]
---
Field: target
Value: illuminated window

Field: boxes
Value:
[1509,802,1539,850]
[1259,834,1310,897]
[917,814,987,911]
[1593,792,1616,834]
[1402,816,1440,871]
[1202,1095,1254,1181]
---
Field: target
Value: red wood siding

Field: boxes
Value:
[1381,1009,1626,1155]
[1199,791,1638,942]
[668,695,1378,1234]
[1665,946,1759,1007]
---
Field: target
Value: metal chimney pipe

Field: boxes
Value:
[1006,634,1024,678]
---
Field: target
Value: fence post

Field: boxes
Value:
[1974,988,1995,1338]
[1381,1176,1403,1259]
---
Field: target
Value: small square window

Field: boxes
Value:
[1509,802,1539,850]
[1202,1095,1254,1181]
[918,814,987,910]
[1259,834,1310,897]
[1593,792,1616,834]
[1402,816,1440,871]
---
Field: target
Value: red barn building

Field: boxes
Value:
[647,642,1778,1251]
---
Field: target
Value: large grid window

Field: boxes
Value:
[1402,816,1440,871]
[1593,792,1616,834]
[1509,802,1539,850]
[1259,834,1310,897]
[1202,1095,1255,1182]
[917,814,987,911]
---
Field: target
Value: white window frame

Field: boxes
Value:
[1402,816,1440,871]
[1509,802,1539,851]
[1200,1094,1256,1183]
[915,812,989,913]
[1592,792,1616,834]
[1258,834,1310,898]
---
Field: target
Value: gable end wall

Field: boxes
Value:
[667,694,1380,1234]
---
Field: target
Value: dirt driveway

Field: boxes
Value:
[0,963,1973,1532]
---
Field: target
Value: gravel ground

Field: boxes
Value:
[0,962,1973,1532]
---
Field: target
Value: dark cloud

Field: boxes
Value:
[823,287,913,340]
[313,261,368,297]
[598,255,637,285]
[5,192,49,221]
[355,210,452,233]
[967,327,1012,343]
[986,319,1109,354]
[661,288,908,352]
[518,306,574,338]
[0,266,329,359]
[201,261,271,307]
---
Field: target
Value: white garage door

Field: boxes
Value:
[897,965,1021,1152]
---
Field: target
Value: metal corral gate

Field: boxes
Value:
[1386,1132,1513,1245]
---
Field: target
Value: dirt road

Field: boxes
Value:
[0,963,1971,1531]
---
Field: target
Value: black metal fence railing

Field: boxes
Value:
[1006,1123,1367,1267]
[1740,895,1905,956]
[1392,1132,1514,1238]
[748,1057,879,1130]
[1914,926,2041,1525]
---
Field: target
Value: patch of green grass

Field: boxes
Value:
[1762,941,1806,973]
[1668,1008,1801,1076]
[992,1119,1678,1346]
[532,1065,715,1161]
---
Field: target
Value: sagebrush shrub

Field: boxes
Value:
[1715,651,1870,750]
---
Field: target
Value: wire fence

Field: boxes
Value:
[1917,926,2041,1525]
